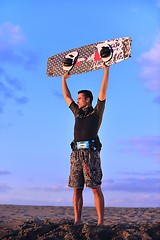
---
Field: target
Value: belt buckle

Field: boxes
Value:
[77,141,89,150]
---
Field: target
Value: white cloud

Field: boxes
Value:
[103,177,160,193]
[0,22,38,119]
[119,136,160,162]
[118,170,160,176]
[1,179,159,207]
[0,22,39,69]
[0,22,26,49]
[106,192,160,207]
[138,33,160,102]
[27,183,69,192]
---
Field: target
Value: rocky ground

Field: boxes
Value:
[0,205,159,239]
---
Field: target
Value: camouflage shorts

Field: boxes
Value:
[68,150,103,189]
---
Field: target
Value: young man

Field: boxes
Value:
[62,64,109,226]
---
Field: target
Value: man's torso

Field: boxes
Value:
[69,99,105,142]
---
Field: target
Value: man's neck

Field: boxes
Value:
[82,104,92,110]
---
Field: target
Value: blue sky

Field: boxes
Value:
[0,0,160,207]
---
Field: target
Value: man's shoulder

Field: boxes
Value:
[94,98,106,113]
[98,98,106,103]
[95,98,106,107]
[69,101,79,115]
[69,101,78,109]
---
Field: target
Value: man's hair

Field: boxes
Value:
[78,90,93,104]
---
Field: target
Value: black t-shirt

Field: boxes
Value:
[69,98,105,142]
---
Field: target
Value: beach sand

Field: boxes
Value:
[0,205,159,239]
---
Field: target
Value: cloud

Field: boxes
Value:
[0,169,11,175]
[119,170,160,177]
[106,192,160,208]
[138,33,160,103]
[0,22,26,48]
[15,96,29,105]
[0,74,29,114]
[0,22,39,69]
[27,183,69,192]
[52,89,63,99]
[119,136,160,162]
[0,67,24,96]
[0,22,38,117]
[0,183,12,192]
[1,179,159,207]
[103,177,160,193]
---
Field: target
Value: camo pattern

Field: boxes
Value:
[47,37,132,77]
[68,150,102,189]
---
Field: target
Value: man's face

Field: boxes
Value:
[77,93,89,108]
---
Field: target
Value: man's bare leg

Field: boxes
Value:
[92,186,104,226]
[73,188,83,225]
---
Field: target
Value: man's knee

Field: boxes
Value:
[92,186,102,196]
[74,188,83,196]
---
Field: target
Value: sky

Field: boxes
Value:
[0,0,160,208]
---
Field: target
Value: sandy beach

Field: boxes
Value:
[0,205,159,239]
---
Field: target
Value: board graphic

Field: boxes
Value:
[46,37,132,77]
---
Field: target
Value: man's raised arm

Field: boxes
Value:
[98,64,110,101]
[62,72,73,106]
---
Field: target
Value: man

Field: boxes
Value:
[62,64,109,226]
